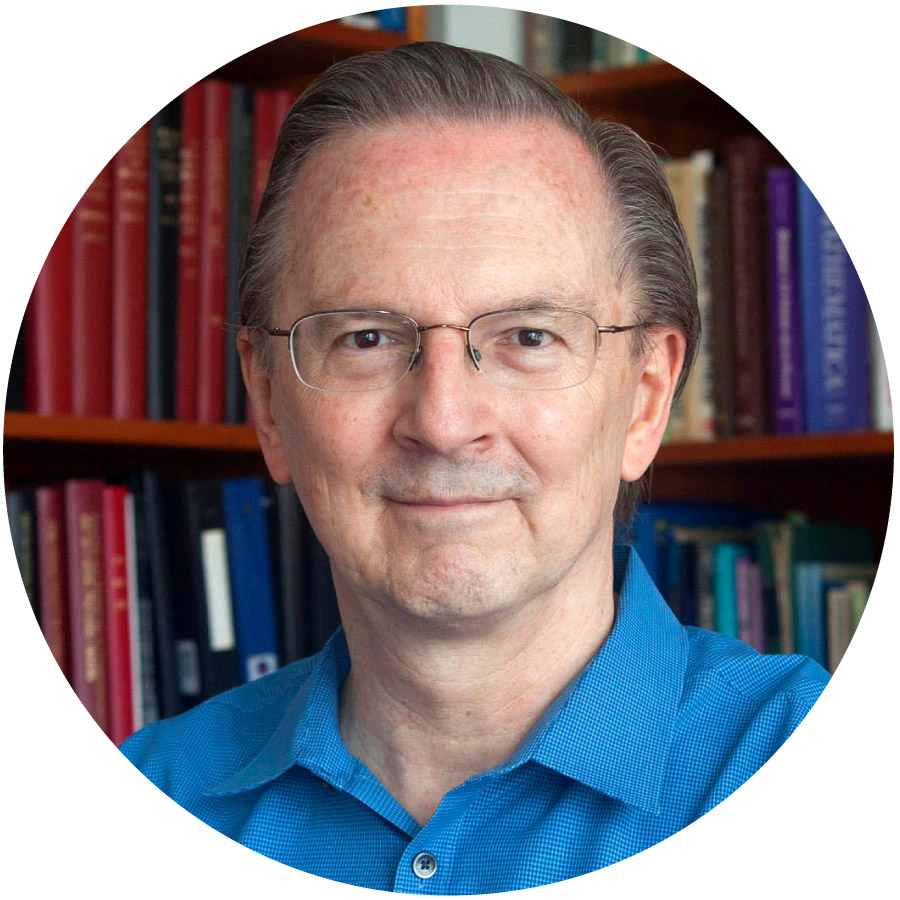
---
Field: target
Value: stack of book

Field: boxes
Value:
[17,80,295,425]
[661,142,891,442]
[6,474,339,745]
[630,501,876,672]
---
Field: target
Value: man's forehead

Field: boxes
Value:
[278,118,622,321]
[291,118,606,214]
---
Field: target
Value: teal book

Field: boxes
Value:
[712,542,751,639]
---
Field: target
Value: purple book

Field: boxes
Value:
[767,167,805,434]
[736,555,765,652]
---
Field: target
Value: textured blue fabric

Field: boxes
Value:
[121,546,829,893]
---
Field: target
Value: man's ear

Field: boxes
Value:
[238,329,293,485]
[620,327,687,483]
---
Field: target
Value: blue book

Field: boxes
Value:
[796,176,870,432]
[222,477,280,682]
[376,8,406,31]
[792,562,828,667]
[712,543,749,639]
[767,167,804,434]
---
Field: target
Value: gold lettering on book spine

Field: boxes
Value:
[79,512,102,682]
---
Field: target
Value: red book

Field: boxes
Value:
[27,218,73,414]
[111,127,149,420]
[71,164,114,417]
[724,136,782,435]
[196,79,230,424]
[35,485,69,678]
[274,89,294,133]
[252,88,278,218]
[176,83,203,421]
[64,479,109,735]
[102,485,134,745]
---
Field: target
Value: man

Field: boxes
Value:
[122,42,828,892]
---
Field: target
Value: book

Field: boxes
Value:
[868,309,892,432]
[224,83,253,425]
[133,470,179,719]
[708,167,735,438]
[796,176,870,432]
[793,561,876,669]
[724,135,782,435]
[735,554,764,652]
[196,80,231,424]
[146,97,181,420]
[111,124,149,420]
[71,164,113,417]
[176,83,202,422]
[102,485,134,745]
[35,485,69,677]
[167,480,241,704]
[8,489,39,621]
[766,166,804,434]
[251,88,278,218]
[270,482,308,664]
[7,314,26,410]
[222,477,280,682]
[712,542,749,640]
[64,479,109,734]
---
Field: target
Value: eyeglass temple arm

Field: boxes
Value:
[596,323,643,335]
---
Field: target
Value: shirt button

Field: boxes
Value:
[412,851,438,879]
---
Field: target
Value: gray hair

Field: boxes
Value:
[239,41,699,530]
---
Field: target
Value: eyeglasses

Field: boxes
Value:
[257,308,643,392]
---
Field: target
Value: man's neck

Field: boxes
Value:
[336,553,616,826]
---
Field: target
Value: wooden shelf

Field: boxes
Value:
[210,20,414,86]
[657,431,894,466]
[552,62,756,156]
[5,413,892,463]
[3,412,259,451]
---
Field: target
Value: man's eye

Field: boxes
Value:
[515,329,552,348]
[346,329,384,349]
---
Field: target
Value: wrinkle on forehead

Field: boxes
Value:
[282,120,624,321]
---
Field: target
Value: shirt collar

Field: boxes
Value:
[207,545,687,813]
[521,544,688,813]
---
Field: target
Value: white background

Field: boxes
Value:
[1,2,896,897]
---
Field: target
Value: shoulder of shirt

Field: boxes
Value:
[681,625,830,712]
[119,653,321,793]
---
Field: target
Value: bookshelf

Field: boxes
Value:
[4,9,892,701]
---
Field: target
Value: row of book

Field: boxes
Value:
[630,502,877,673]
[525,14,657,75]
[661,140,891,442]
[12,79,296,425]
[7,474,339,745]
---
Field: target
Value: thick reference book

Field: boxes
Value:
[146,97,182,420]
[27,218,74,414]
[132,470,180,720]
[64,479,110,734]
[225,84,254,424]
[724,136,782,435]
[796,176,871,432]
[35,485,69,677]
[102,485,134,746]
[166,479,241,705]
[269,482,308,664]
[8,489,39,621]
[176,83,202,422]
[766,167,804,434]
[111,124,149,420]
[222,477,280,682]
[196,80,231,424]
[71,165,114,417]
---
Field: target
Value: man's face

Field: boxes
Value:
[250,120,668,631]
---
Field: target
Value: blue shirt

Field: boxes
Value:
[121,546,829,893]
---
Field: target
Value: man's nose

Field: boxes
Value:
[392,328,494,457]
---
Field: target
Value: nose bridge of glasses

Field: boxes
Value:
[413,323,482,370]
